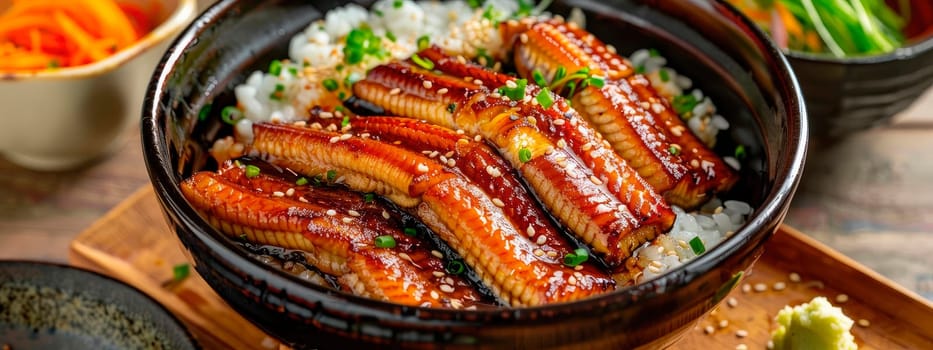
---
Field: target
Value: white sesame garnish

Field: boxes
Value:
[347,210,360,217]
[589,175,603,185]
[556,139,567,148]
[789,272,801,282]
[329,136,340,143]
[567,276,577,285]
[491,198,505,207]
[272,191,285,197]
[718,319,729,328]
[284,188,295,197]
[836,294,849,303]
[339,133,352,141]
[519,33,529,44]
[432,271,445,277]
[553,118,566,126]
[341,217,353,224]
[430,290,440,299]
[581,142,593,151]
[486,165,502,177]
[326,209,337,216]
[417,163,429,173]
[455,129,465,135]
[505,80,517,89]
[423,81,433,89]
[389,88,401,95]
[742,283,751,293]
[382,210,391,219]
[574,265,583,271]
[398,252,411,261]
[437,88,448,95]
[533,249,544,257]
[439,284,455,293]
[298,197,308,203]
[536,235,547,245]
[735,330,748,338]
[431,250,443,259]
[319,111,334,119]
[858,319,870,327]
[444,151,455,158]
[474,134,482,142]
[526,226,535,236]
[704,326,715,334]
[767,340,775,350]
[754,283,768,292]
[447,159,456,167]
[727,297,738,308]
[736,344,748,350]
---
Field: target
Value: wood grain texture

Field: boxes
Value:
[69,188,933,349]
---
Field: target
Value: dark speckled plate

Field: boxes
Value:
[0,261,198,350]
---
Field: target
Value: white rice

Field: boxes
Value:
[222,0,751,284]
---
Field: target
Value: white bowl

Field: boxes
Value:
[0,0,197,171]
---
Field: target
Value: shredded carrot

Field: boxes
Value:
[0,0,154,72]
[774,2,802,39]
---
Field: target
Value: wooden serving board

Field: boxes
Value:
[69,186,933,349]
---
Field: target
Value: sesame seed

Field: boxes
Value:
[581,142,593,151]
[433,271,445,277]
[754,283,768,292]
[389,88,401,95]
[439,155,448,164]
[272,191,285,197]
[858,319,870,327]
[329,136,340,143]
[492,198,505,207]
[703,326,714,334]
[444,277,454,285]
[773,282,786,291]
[568,276,577,285]
[505,80,517,89]
[727,297,738,308]
[465,305,477,310]
[486,165,502,177]
[324,209,336,216]
[285,188,295,196]
[398,252,411,261]
[437,88,448,95]
[341,217,353,224]
[382,210,391,219]
[474,134,482,142]
[464,76,473,82]
[735,330,748,338]
[767,340,775,350]
[298,197,309,203]
[428,150,439,158]
[574,265,583,271]
[536,235,547,245]
[431,250,443,259]
[447,159,456,167]
[736,344,748,350]
[347,210,361,217]
[690,159,700,168]
[526,226,535,236]
[519,33,529,43]
[456,129,465,135]
[742,283,751,293]
[533,249,545,257]
[556,139,567,148]
[836,294,849,303]
[319,111,334,119]
[417,163,429,173]
[445,151,455,158]
[423,81,433,89]
[553,119,566,126]
[789,272,801,282]
[339,133,352,141]
[439,284,455,293]
[606,44,617,53]
[547,251,558,258]
[450,299,463,309]
[430,290,440,299]
[473,78,484,85]
[590,175,603,185]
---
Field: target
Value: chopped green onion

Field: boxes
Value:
[672,94,699,115]
[668,145,680,156]
[47,59,60,68]
[341,115,351,128]
[343,27,386,65]
[393,0,403,8]
[584,76,605,88]
[635,65,645,74]
[553,66,566,83]
[338,91,346,100]
[689,236,706,255]
[565,81,578,98]
[475,48,493,67]
[269,60,282,75]
[269,83,285,100]
[221,106,242,125]
[447,103,457,114]
[466,0,483,9]
[648,48,660,57]
[482,5,502,23]
[288,67,299,76]
[245,165,261,178]
[197,104,212,121]
[535,89,554,109]
[385,31,397,42]
[417,35,430,50]
[363,193,375,202]
[326,169,337,182]
[518,148,532,163]
[375,235,396,248]
[373,9,383,17]
[446,260,465,274]
[497,79,527,101]
[173,263,190,282]
[563,248,589,267]
[312,174,323,186]
[411,54,435,70]
[659,69,670,82]
[323,78,339,91]
[239,233,248,241]
[532,69,548,87]
[295,177,309,186]
[734,145,747,160]
[403,227,417,236]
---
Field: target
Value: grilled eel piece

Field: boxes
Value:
[309,115,611,277]
[180,162,486,308]
[504,18,738,208]
[352,49,674,268]
[249,122,614,306]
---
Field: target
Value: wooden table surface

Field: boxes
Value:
[3,88,933,303]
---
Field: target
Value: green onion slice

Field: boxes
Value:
[689,236,706,255]
[518,148,532,163]
[535,89,554,109]
[446,260,465,274]
[173,263,190,282]
[221,106,242,125]
[417,35,430,50]
[295,177,309,186]
[563,248,589,267]
[375,235,396,248]
[403,227,417,236]
[323,78,339,91]
[245,165,261,178]
[411,53,435,70]
[269,60,282,75]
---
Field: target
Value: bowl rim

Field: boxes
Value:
[143,0,808,318]
[0,259,199,348]
[0,0,198,81]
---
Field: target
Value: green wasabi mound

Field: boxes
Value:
[771,296,857,350]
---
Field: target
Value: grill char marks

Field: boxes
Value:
[247,123,613,306]
[507,19,738,208]
[353,47,674,268]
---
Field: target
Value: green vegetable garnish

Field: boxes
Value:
[735,144,747,160]
[363,193,375,202]
[659,69,670,82]
[404,227,417,236]
[689,236,706,255]
[288,67,299,77]
[375,235,396,248]
[668,145,680,156]
[518,148,532,163]
[295,177,309,186]
[385,31,397,42]
[326,169,337,182]
[411,53,435,70]
[269,83,285,100]
[466,0,484,9]
[343,27,386,65]
[393,0,403,8]
[269,60,282,75]
[447,103,457,113]
[563,248,589,267]
[172,263,190,282]
[532,69,548,87]
[323,78,339,91]
[245,165,261,178]
[198,103,212,121]
[416,35,430,50]
[221,106,242,125]
[672,94,699,115]
[446,260,465,274]
[341,115,351,128]
[497,78,527,101]
[535,89,554,109]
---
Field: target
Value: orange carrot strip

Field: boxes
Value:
[52,11,109,62]
[775,2,803,38]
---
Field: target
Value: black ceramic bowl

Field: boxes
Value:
[0,261,198,349]
[142,0,807,348]
[777,0,933,140]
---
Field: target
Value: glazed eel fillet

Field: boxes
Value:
[181,162,485,308]
[353,48,675,268]
[504,18,739,208]
[248,122,614,306]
